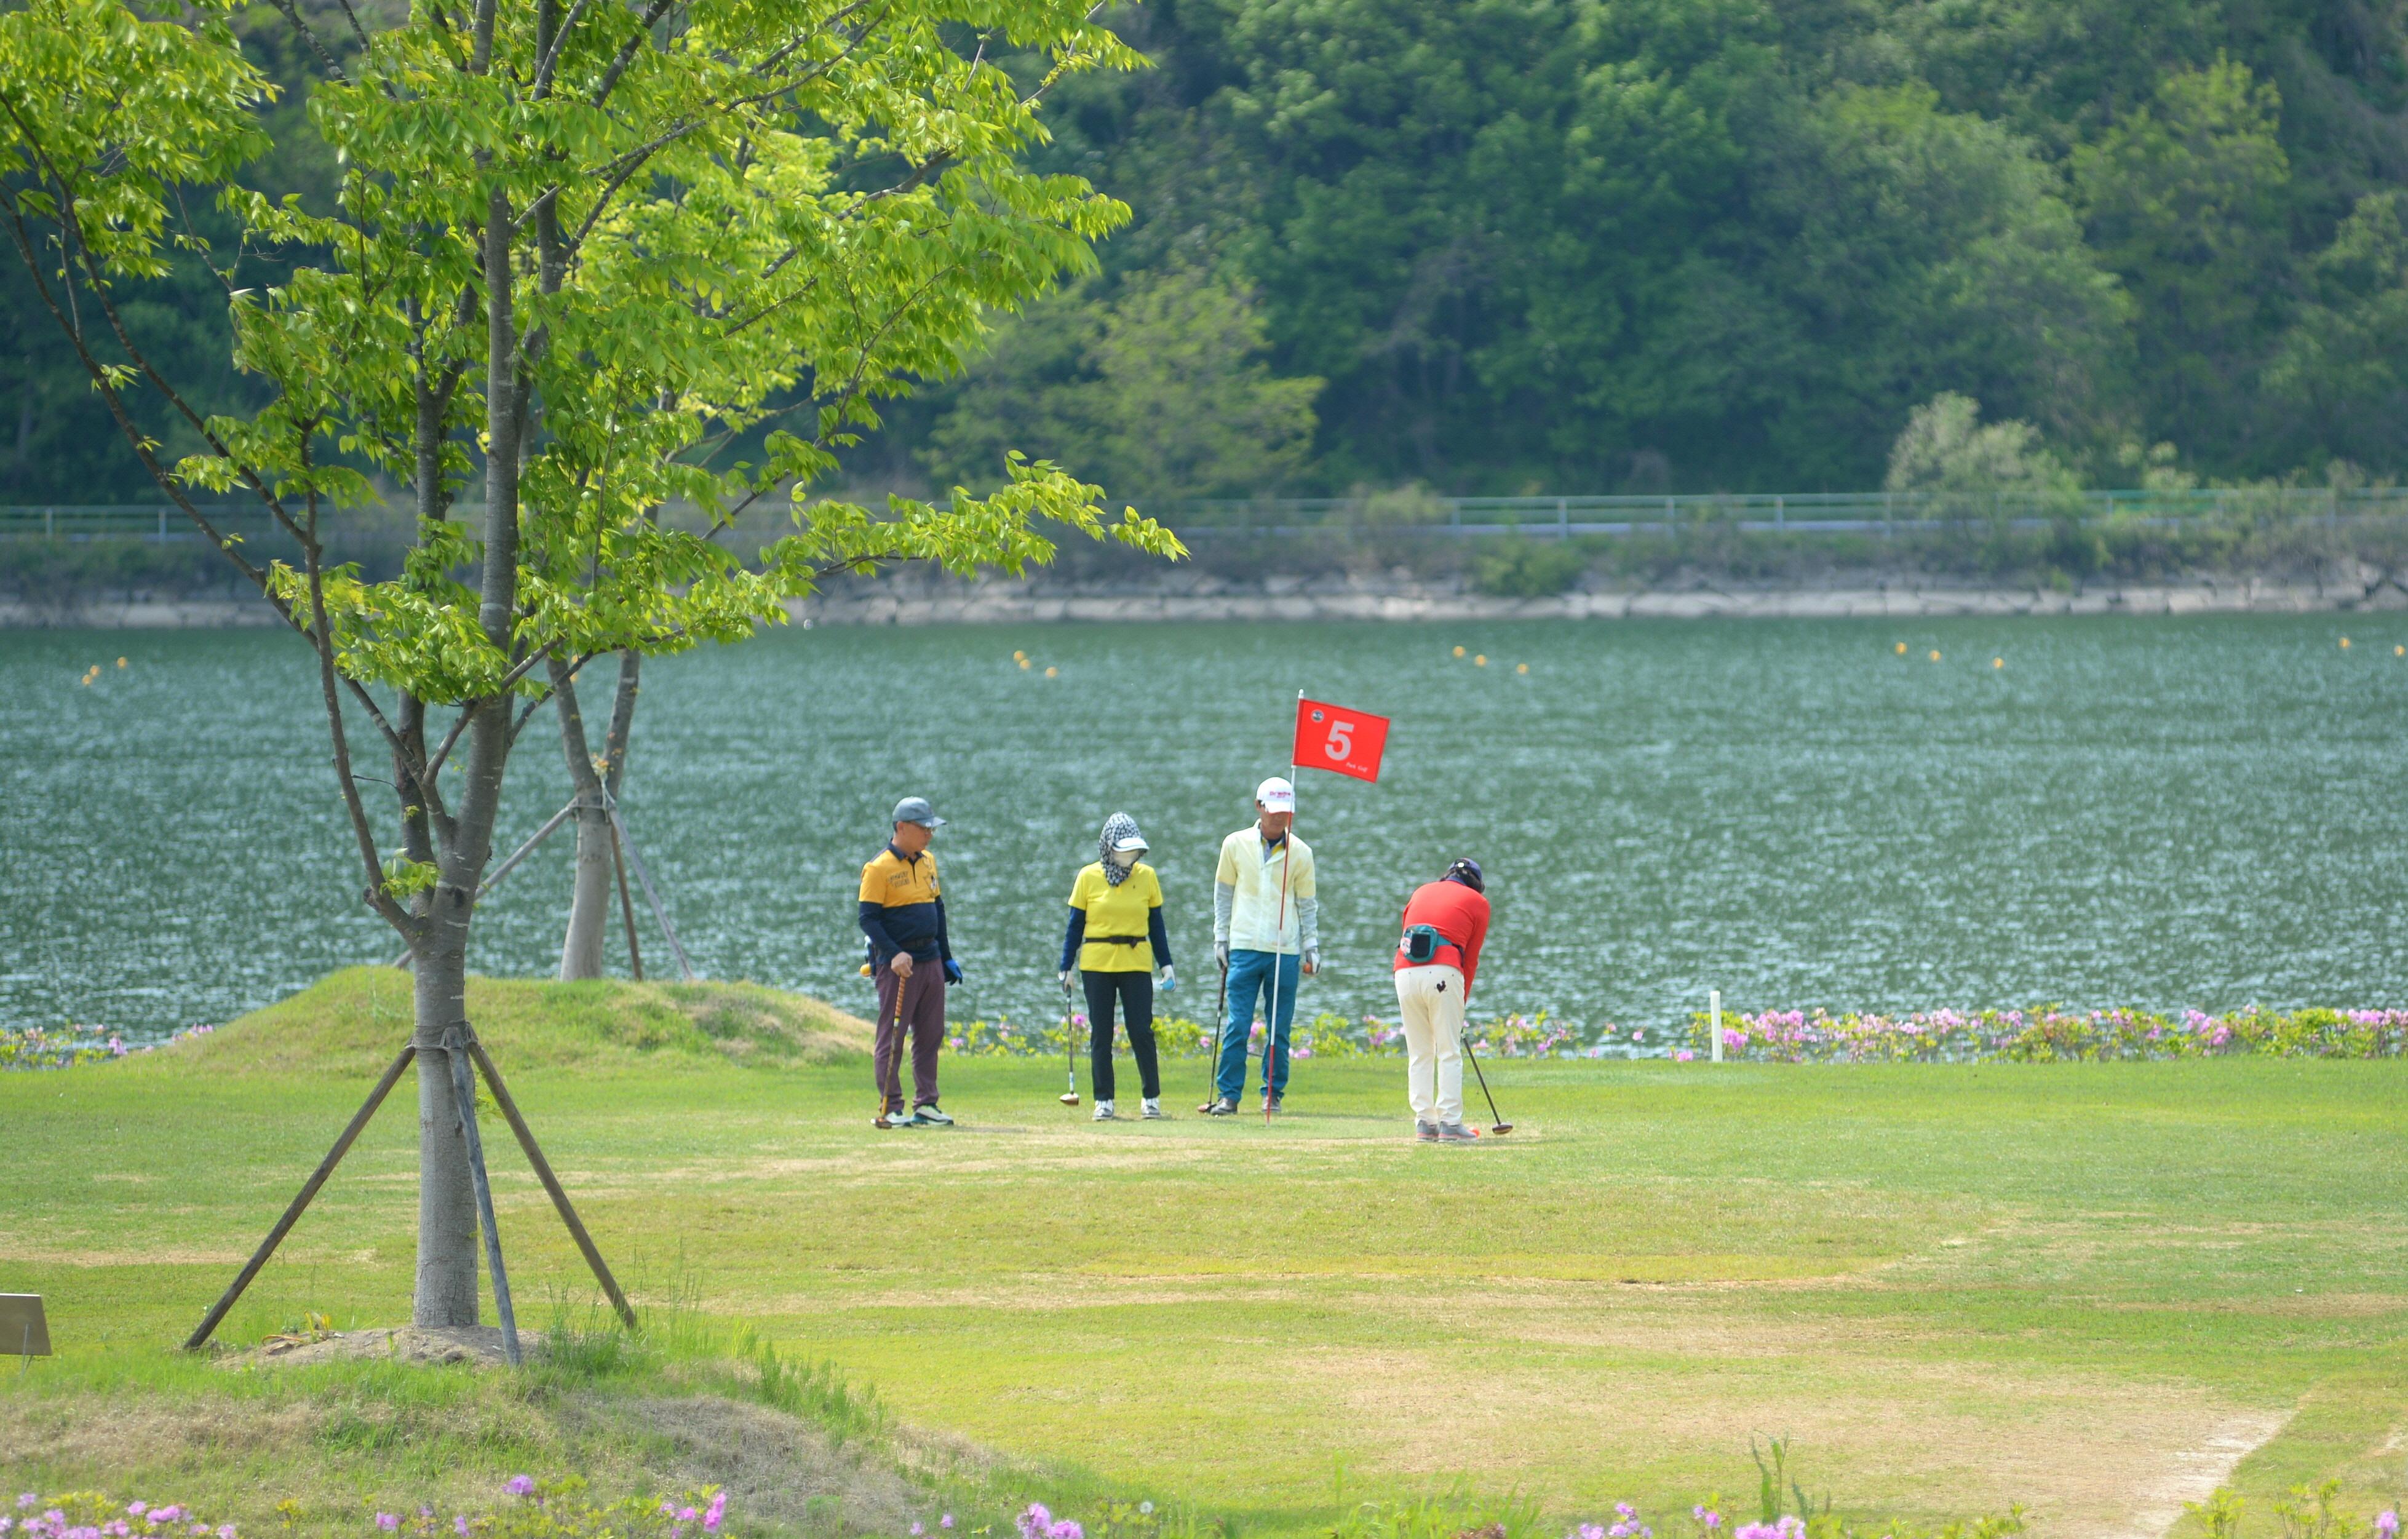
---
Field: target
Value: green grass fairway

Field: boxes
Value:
[4,970,2402,1537]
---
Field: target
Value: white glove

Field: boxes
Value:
[1302,946,1321,975]
[1214,940,1230,968]
[1057,969,1071,987]
[1159,964,1177,991]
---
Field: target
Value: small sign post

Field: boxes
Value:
[1709,990,1723,1062]
[0,1294,51,1370]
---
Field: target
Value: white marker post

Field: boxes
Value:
[1709,989,1723,1062]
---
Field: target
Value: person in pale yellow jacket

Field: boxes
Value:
[1204,776,1317,1115]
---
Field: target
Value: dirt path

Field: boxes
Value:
[2118,1410,2292,1539]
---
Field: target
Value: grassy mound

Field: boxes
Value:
[157,966,872,1078]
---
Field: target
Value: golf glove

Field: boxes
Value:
[942,958,963,984]
[1214,940,1230,968]
[1303,946,1320,974]
[1057,969,1072,986]
[1159,965,1177,992]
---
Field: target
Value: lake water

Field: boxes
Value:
[5,616,2405,1043]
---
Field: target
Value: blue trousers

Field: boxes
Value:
[1217,948,1302,1101]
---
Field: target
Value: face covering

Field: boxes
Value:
[1097,812,1145,886]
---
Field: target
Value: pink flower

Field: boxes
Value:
[677,1511,697,1525]
[912,1524,924,1536]
[1675,1049,1695,1062]
[376,1518,399,1533]
[504,1480,534,1499]
[455,1521,469,1537]
[2375,1514,2397,1539]
[942,1519,954,1531]
[702,1497,725,1534]
[149,1513,181,1525]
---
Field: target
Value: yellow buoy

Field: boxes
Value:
[1012,650,1027,662]
[1453,645,1466,658]
[1516,662,1530,675]
[1018,657,1031,669]
[1895,642,1907,654]
[2396,645,2404,656]
[1928,650,1941,662]
[1474,654,1487,667]
[115,657,127,668]
[1993,657,2003,668]
[2340,636,2351,649]
[1044,666,1059,678]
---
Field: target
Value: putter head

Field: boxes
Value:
[1490,1122,1513,1135]
[1059,1091,1081,1105]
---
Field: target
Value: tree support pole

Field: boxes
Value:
[463,1036,638,1330]
[607,800,694,980]
[443,1028,522,1367]
[183,1041,418,1351]
[610,822,645,981]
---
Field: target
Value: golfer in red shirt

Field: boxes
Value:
[1392,857,1490,1142]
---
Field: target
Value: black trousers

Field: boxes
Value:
[1081,968,1159,1101]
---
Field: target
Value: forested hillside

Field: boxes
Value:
[13,0,2408,503]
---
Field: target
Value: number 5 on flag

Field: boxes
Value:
[1293,697,1390,782]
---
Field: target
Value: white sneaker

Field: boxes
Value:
[908,1104,954,1127]
[1140,1097,1163,1119]
[1092,1099,1117,1121]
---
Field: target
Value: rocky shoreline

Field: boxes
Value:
[8,568,2405,627]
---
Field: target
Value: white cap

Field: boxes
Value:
[1111,832,1150,853]
[1255,776,1295,811]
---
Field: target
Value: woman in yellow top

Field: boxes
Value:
[1059,812,1176,1119]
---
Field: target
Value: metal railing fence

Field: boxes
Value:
[6,485,2405,543]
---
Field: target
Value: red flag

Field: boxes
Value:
[1293,697,1389,782]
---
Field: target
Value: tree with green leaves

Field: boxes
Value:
[923,266,1321,504]
[2073,56,2292,459]
[2,0,1178,1327]
[2264,191,2408,472]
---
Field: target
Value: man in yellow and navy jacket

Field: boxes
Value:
[859,796,961,1128]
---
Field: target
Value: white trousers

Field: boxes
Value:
[1394,963,1466,1124]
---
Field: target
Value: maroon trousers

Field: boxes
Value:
[873,964,946,1112]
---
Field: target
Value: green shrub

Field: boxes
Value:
[1470,535,1585,597]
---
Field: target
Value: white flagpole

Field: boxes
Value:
[1263,690,1302,1124]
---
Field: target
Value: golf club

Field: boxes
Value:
[872,962,911,1127]
[1464,1037,1513,1135]
[1198,956,1228,1113]
[1059,978,1081,1106]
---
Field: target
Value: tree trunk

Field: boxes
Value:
[399,185,520,1327]
[555,651,640,980]
[410,929,480,1326]
[560,810,613,979]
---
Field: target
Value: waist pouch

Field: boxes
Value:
[1399,924,1457,965]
